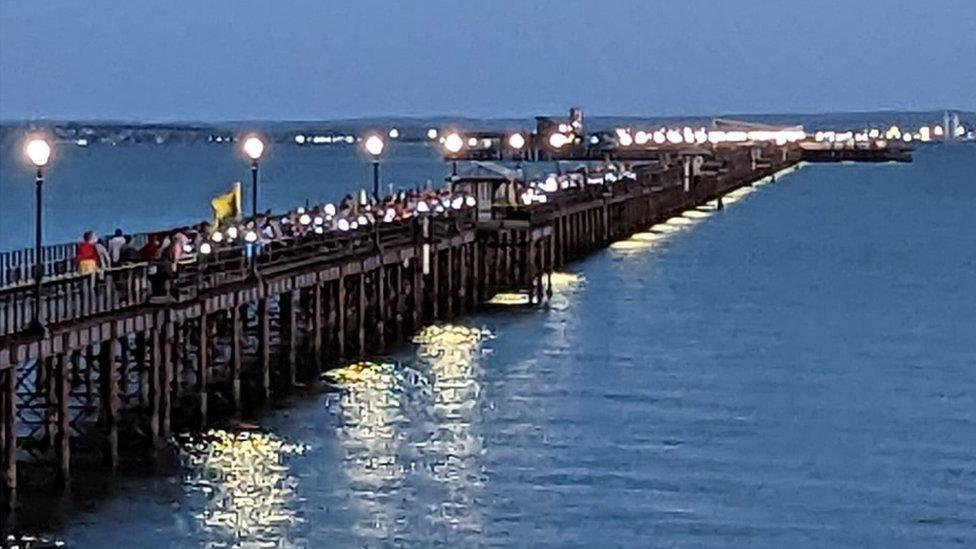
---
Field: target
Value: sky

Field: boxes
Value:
[1,0,974,121]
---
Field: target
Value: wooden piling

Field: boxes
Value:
[99,332,119,469]
[2,350,17,509]
[230,304,243,411]
[257,298,271,400]
[196,313,209,428]
[56,353,70,483]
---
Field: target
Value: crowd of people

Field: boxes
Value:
[70,164,633,278]
[72,186,479,276]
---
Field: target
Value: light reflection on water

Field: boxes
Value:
[321,324,493,543]
[178,429,309,547]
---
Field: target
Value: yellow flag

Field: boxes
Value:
[211,182,242,224]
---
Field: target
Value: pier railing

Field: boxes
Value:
[0,234,151,287]
[0,214,473,338]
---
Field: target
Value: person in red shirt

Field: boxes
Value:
[75,231,100,275]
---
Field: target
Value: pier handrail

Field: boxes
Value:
[0,210,476,338]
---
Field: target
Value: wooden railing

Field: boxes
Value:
[0,234,149,287]
[0,213,475,338]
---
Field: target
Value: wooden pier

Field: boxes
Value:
[0,130,908,516]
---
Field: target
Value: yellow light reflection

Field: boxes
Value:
[180,429,308,546]
[323,360,404,539]
[548,271,583,289]
[486,292,531,306]
[413,324,488,535]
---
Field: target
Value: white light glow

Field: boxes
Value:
[444,132,464,154]
[364,134,385,157]
[508,133,526,150]
[243,135,265,161]
[25,138,52,168]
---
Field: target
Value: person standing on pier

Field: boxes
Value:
[94,232,112,271]
[75,231,101,275]
[107,228,127,265]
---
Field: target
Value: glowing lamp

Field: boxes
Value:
[443,132,464,154]
[199,242,213,255]
[507,133,526,150]
[25,138,52,168]
[388,128,400,139]
[324,203,336,216]
[299,213,312,225]
[211,231,224,243]
[364,134,385,157]
[465,195,476,207]
[242,135,265,162]
[549,133,568,148]
[337,218,351,231]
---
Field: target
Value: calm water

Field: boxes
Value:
[9,145,976,547]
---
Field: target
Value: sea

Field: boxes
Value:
[0,125,974,547]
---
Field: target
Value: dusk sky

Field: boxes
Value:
[1,0,974,121]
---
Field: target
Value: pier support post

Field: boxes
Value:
[56,353,70,483]
[311,284,323,364]
[412,256,423,330]
[230,305,243,411]
[376,265,386,350]
[394,263,405,343]
[282,291,297,386]
[258,298,271,400]
[357,272,366,357]
[160,322,173,440]
[196,313,209,428]
[446,247,454,317]
[431,247,440,319]
[2,351,17,510]
[147,326,162,447]
[337,274,347,357]
[99,333,119,469]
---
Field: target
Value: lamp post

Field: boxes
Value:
[364,134,385,202]
[242,135,265,218]
[364,134,386,249]
[24,137,52,336]
[443,132,464,176]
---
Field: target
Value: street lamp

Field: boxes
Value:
[443,132,464,176]
[242,134,265,217]
[364,134,385,202]
[24,136,53,336]
[507,133,526,151]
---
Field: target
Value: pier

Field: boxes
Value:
[0,113,912,514]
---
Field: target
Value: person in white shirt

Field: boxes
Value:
[107,228,127,265]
